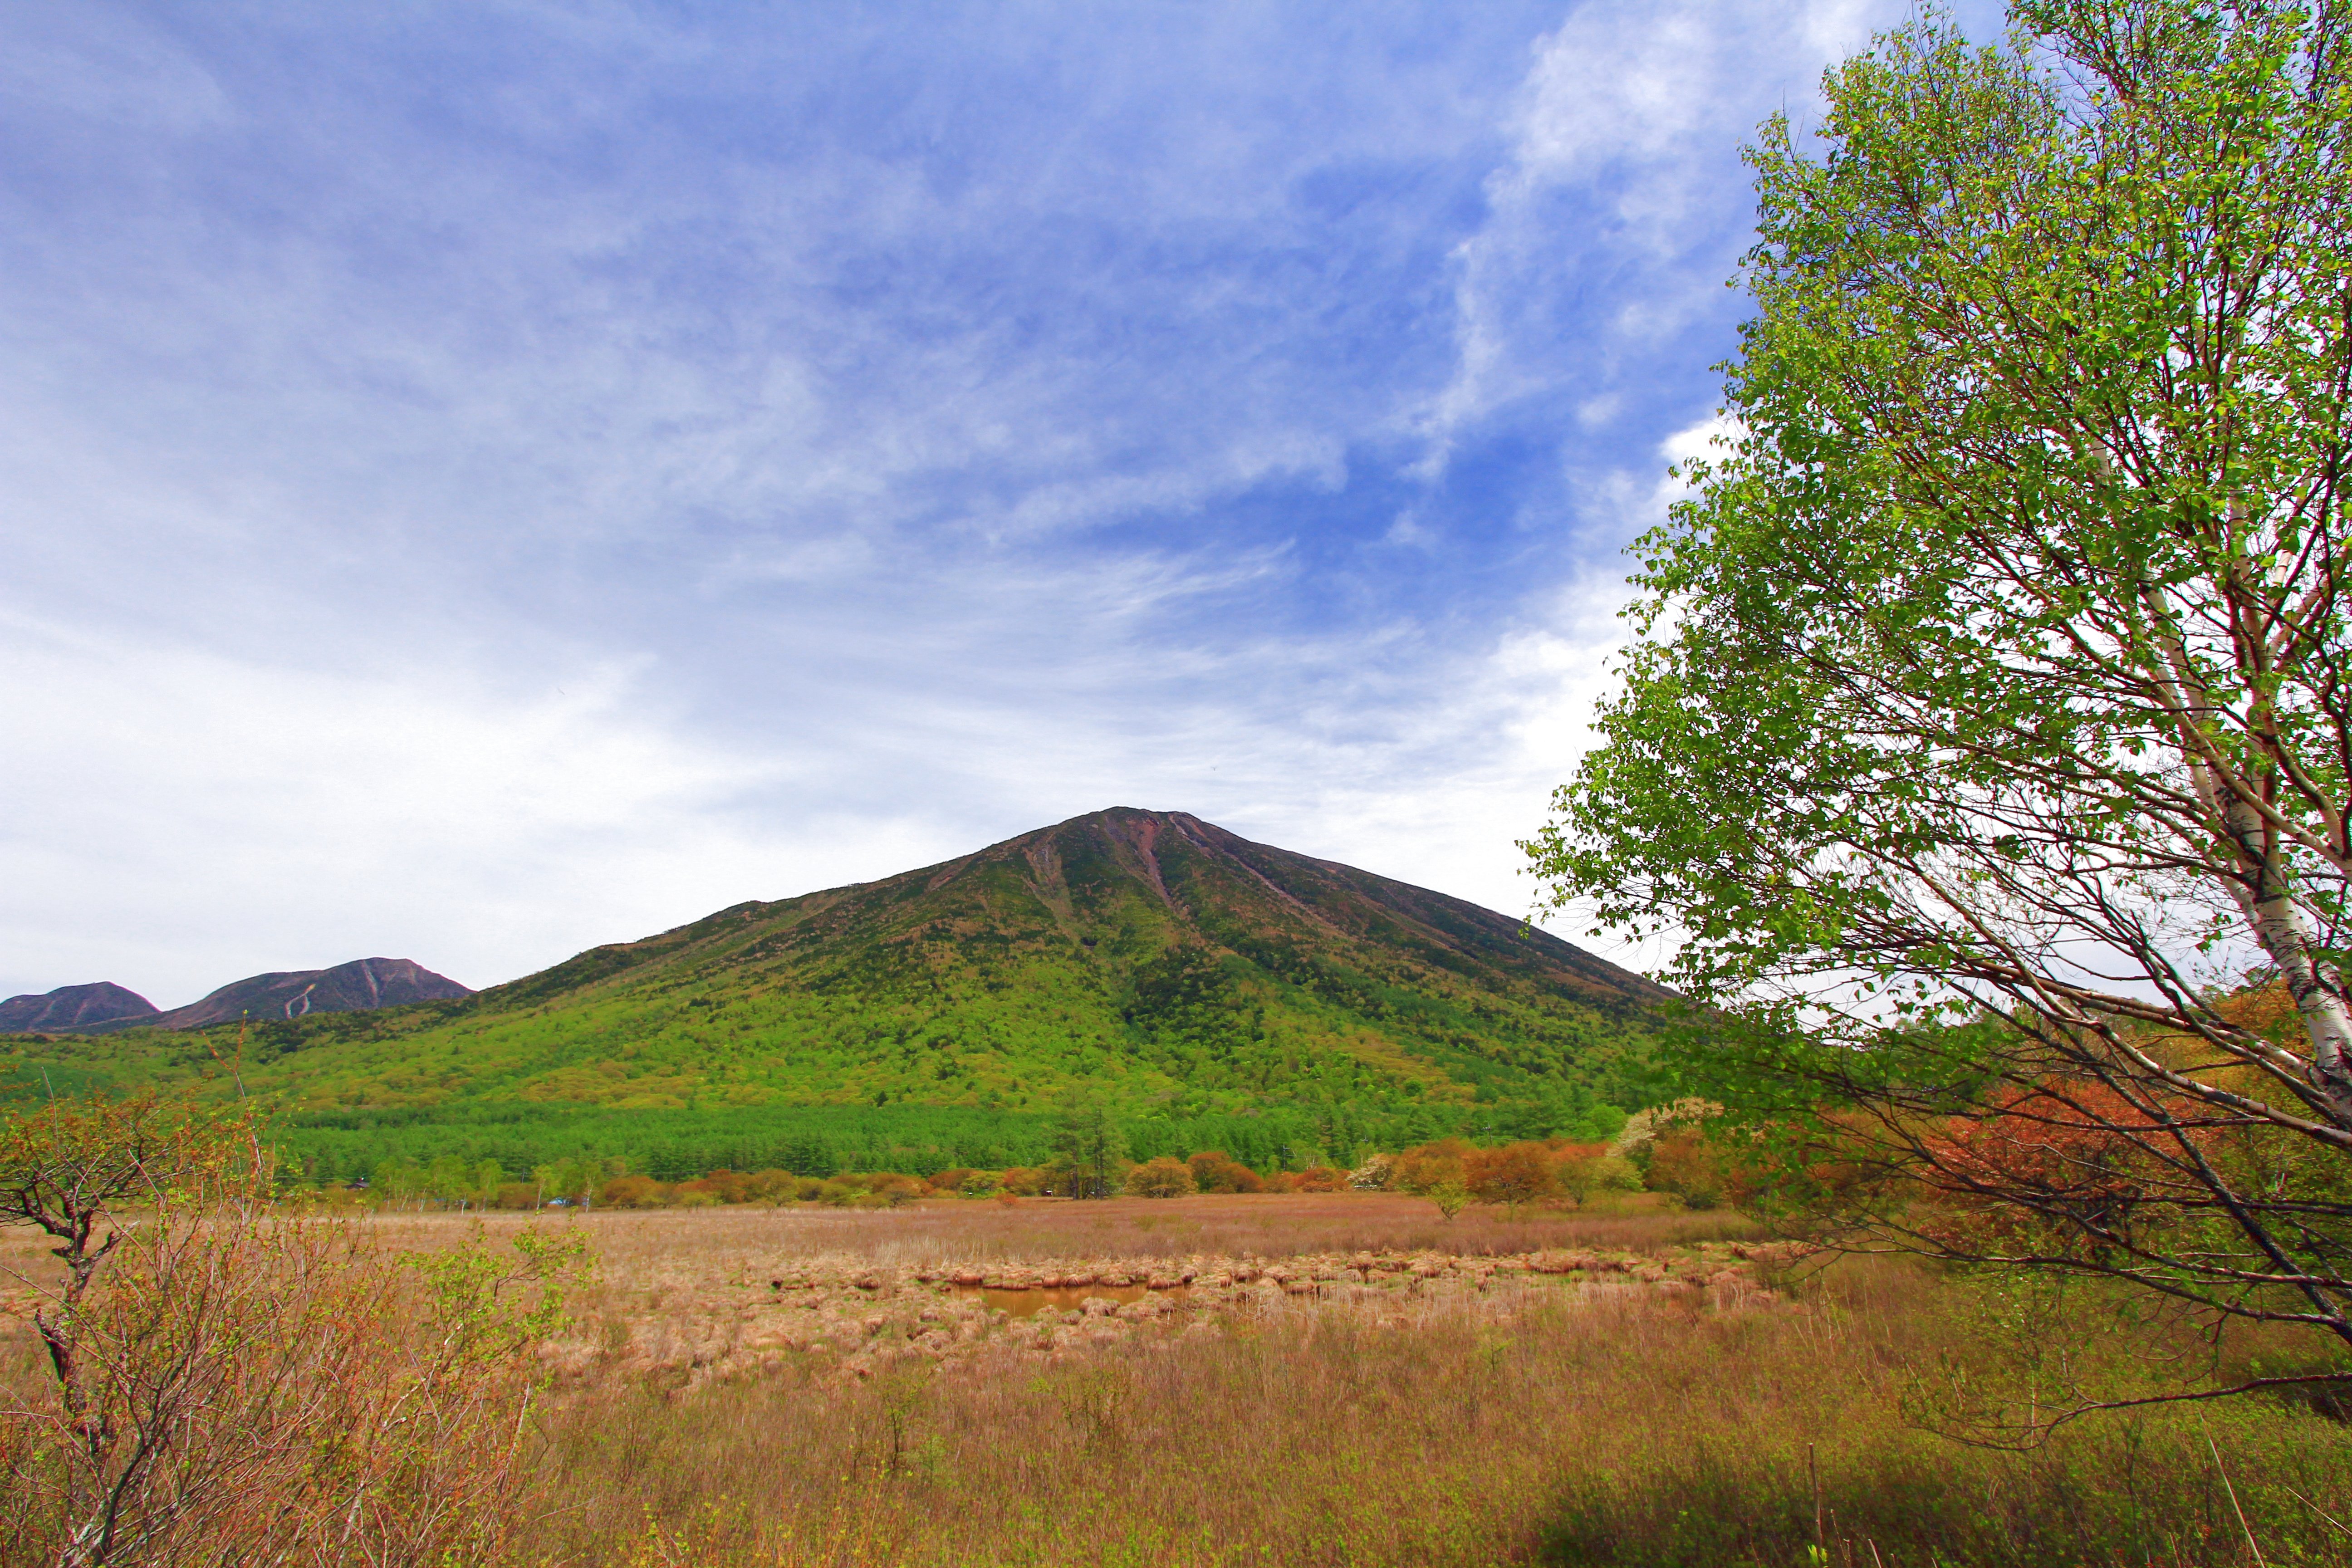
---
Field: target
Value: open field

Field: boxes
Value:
[403,1192,1779,1392]
[378,1197,2352,1565]
[7,1193,2352,1566]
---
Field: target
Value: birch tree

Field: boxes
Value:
[1525,0,2352,1409]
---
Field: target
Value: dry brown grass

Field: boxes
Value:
[10,1196,2349,1566]
[430,1196,2348,1568]
[343,1192,1767,1397]
[517,1243,2352,1567]
[403,1190,1754,1275]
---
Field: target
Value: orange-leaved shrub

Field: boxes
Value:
[1379,1138,1647,1212]
[1391,1139,1472,1194]
[598,1173,669,1209]
[1123,1157,1196,1198]
[1186,1151,1265,1194]
[1646,1130,1734,1210]
[1462,1142,1558,1209]
[1909,1079,2222,1258]
[1001,1166,1054,1196]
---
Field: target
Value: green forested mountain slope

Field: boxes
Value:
[1,809,1673,1175]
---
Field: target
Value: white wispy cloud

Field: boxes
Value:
[0,613,811,1003]
[1417,0,1894,470]
[0,1,2003,1002]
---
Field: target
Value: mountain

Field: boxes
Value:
[0,981,158,1032]
[2,809,1673,1175]
[43,959,472,1035]
[142,958,473,1031]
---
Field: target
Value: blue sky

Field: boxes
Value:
[0,0,1998,1006]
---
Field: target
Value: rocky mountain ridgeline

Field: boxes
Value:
[3,958,472,1035]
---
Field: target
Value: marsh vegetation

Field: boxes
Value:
[5,1176,2349,1567]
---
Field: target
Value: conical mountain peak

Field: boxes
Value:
[6,813,1666,1165]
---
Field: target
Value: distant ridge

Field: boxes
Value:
[62,959,473,1034]
[0,981,158,1033]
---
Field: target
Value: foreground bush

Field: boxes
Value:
[0,1096,589,1567]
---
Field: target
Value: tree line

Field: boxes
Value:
[341,1131,1662,1216]
[265,1092,1630,1193]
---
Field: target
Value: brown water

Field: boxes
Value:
[956,1284,1191,1318]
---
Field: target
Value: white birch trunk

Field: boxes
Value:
[2222,790,2352,1128]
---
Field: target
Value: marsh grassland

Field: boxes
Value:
[5,1193,2349,1566]
[390,1197,2352,1564]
